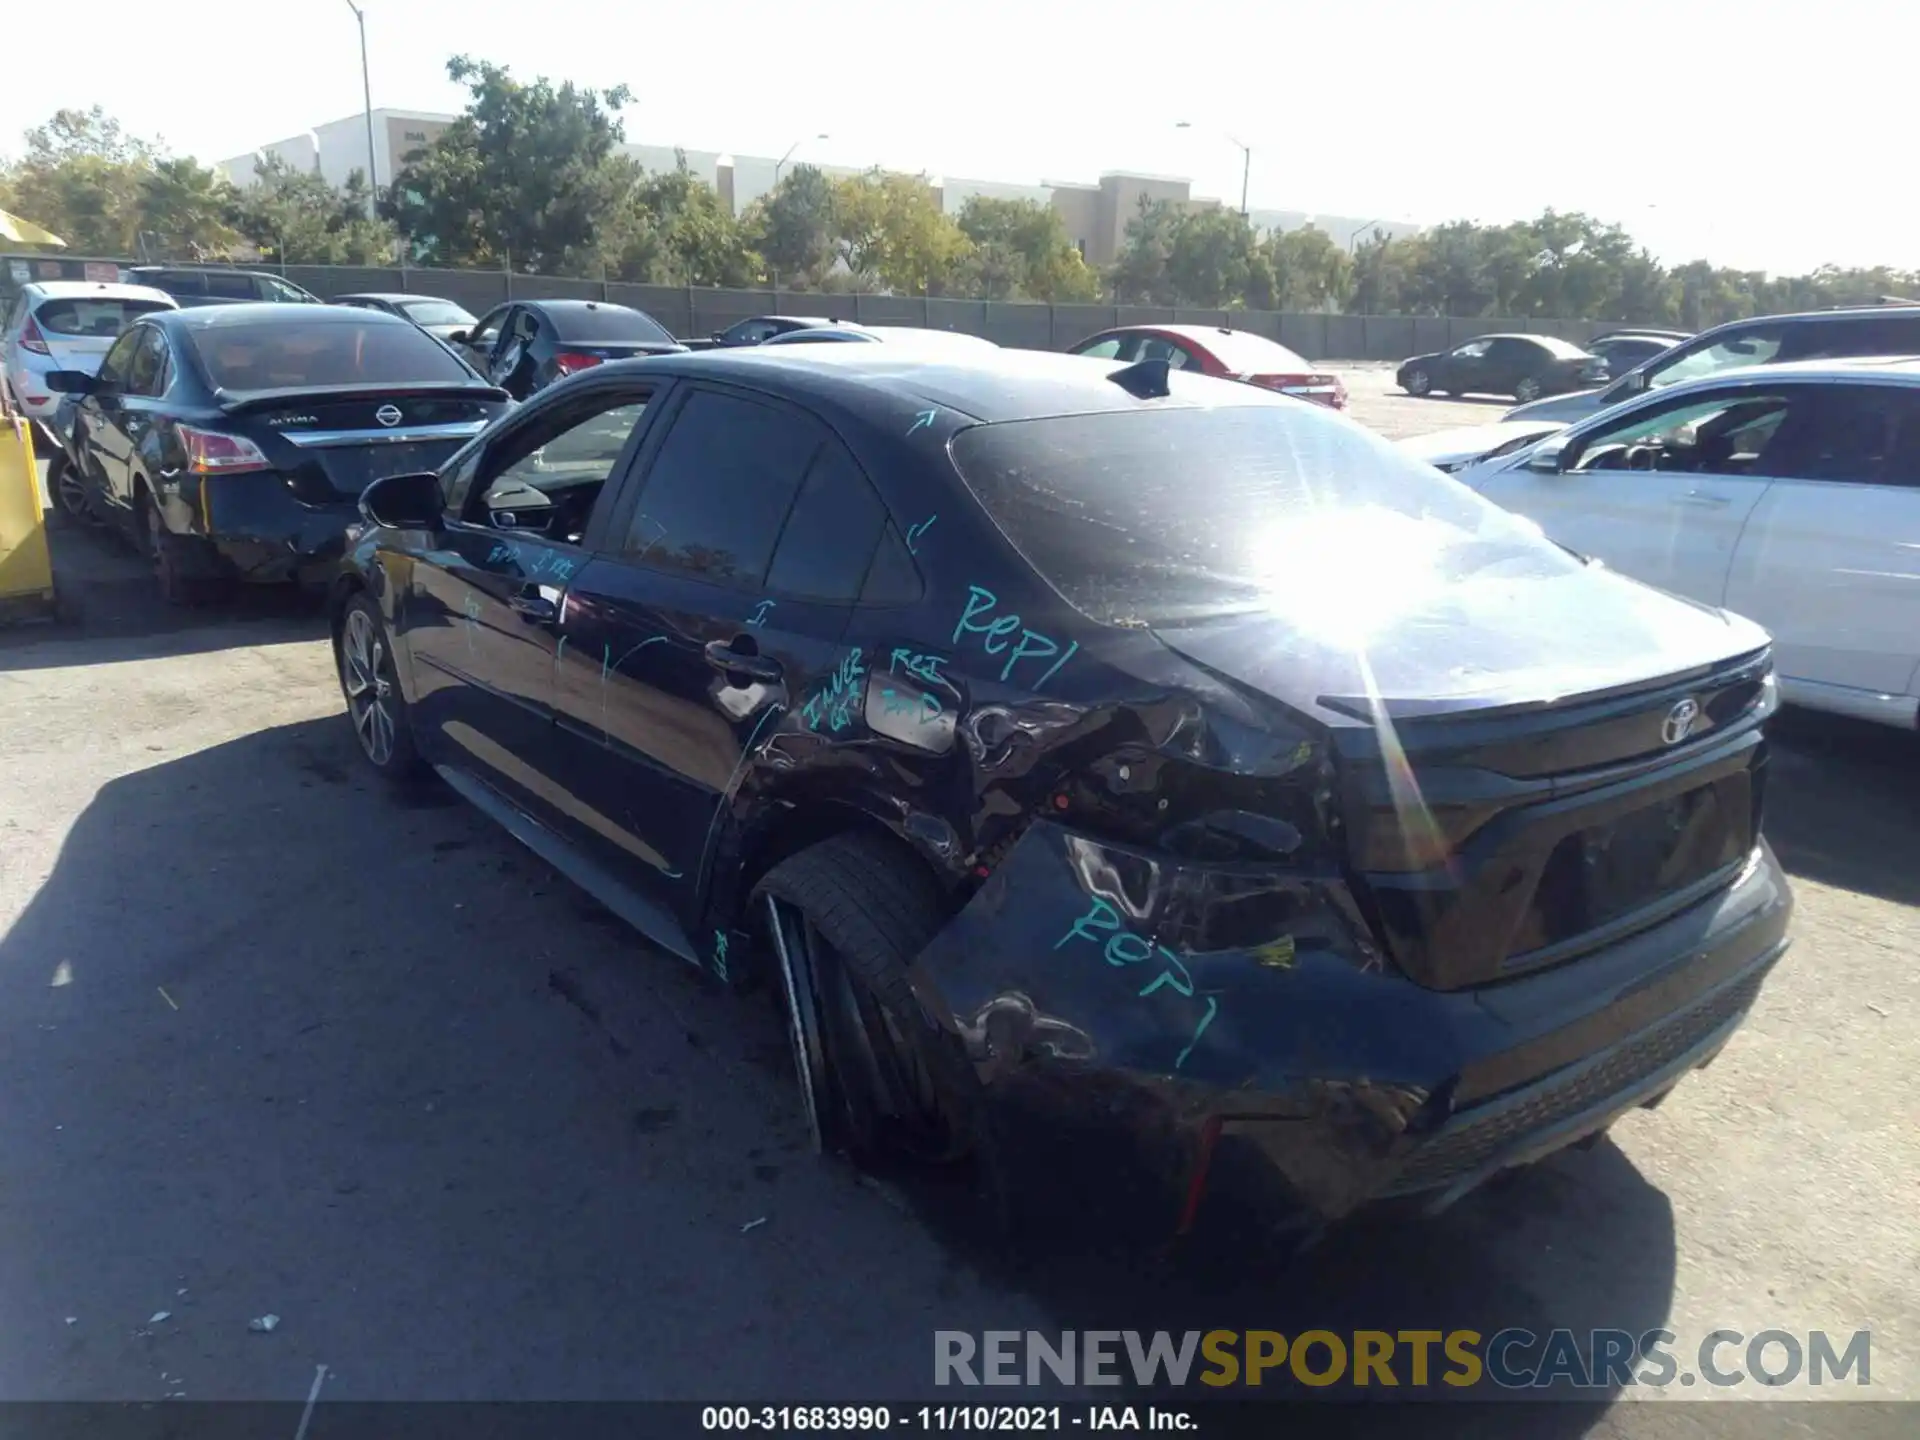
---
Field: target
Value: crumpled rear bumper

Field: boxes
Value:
[906,821,1792,1235]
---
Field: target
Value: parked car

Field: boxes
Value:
[328,345,1790,1233]
[331,292,479,344]
[1505,306,1920,425]
[448,299,685,399]
[3,280,176,429]
[1066,324,1347,409]
[687,315,839,350]
[759,323,998,350]
[1397,334,1606,403]
[1395,418,1568,473]
[1458,357,1920,729]
[1585,328,1689,379]
[128,266,322,308]
[50,303,510,602]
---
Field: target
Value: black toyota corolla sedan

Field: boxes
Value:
[48,304,512,603]
[1396,333,1606,402]
[329,345,1791,1238]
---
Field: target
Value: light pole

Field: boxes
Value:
[1347,218,1388,253]
[1174,121,1250,219]
[342,1,379,213]
[773,132,830,189]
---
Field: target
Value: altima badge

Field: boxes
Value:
[1662,698,1701,746]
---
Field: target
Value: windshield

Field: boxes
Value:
[549,305,674,344]
[1647,329,1782,389]
[1531,335,1593,360]
[399,299,477,327]
[951,402,1568,630]
[33,297,172,336]
[189,318,477,390]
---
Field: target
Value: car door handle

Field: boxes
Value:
[507,585,560,623]
[703,640,783,682]
[1674,489,1733,507]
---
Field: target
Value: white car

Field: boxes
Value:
[1455,356,1920,729]
[759,323,998,351]
[1397,419,1568,474]
[3,281,177,423]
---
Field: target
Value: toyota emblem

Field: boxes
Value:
[375,404,403,427]
[1662,698,1701,746]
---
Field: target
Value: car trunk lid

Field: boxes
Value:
[221,382,504,499]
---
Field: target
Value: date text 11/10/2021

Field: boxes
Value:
[701,1405,1197,1431]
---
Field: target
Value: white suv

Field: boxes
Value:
[3,280,177,423]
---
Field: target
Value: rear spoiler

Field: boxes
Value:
[215,381,510,414]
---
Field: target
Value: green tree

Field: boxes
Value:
[3,107,158,252]
[137,157,238,259]
[228,155,397,265]
[601,156,758,287]
[384,55,633,271]
[954,195,1097,301]
[1107,196,1181,305]
[1165,206,1261,308]
[830,170,970,294]
[748,163,836,287]
[1266,225,1352,311]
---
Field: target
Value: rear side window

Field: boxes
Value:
[764,443,886,603]
[549,305,674,345]
[32,298,171,336]
[147,271,206,296]
[950,402,1563,627]
[1781,316,1920,362]
[621,390,820,586]
[187,318,475,390]
[1766,385,1919,485]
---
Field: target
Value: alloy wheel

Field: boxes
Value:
[1407,369,1430,395]
[53,462,93,525]
[342,608,397,767]
[1515,377,1542,402]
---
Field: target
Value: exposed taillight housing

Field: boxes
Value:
[20,316,50,355]
[179,424,271,475]
[1241,372,1349,409]
[553,351,603,376]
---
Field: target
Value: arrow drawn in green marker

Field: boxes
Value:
[906,408,937,437]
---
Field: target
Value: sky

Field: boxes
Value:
[3,0,1910,278]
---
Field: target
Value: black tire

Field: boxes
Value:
[1513,375,1544,403]
[755,833,969,1165]
[1403,368,1432,397]
[337,592,426,782]
[142,492,229,606]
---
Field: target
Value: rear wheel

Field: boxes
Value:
[143,492,228,606]
[755,833,969,1165]
[338,594,425,781]
[1404,368,1432,396]
[1513,375,1544,403]
[49,455,95,527]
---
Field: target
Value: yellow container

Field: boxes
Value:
[0,415,58,621]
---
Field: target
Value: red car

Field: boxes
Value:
[1066,323,1348,409]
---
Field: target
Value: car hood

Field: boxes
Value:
[1503,387,1610,423]
[1397,352,1444,371]
[1396,420,1567,470]
[1147,541,1769,723]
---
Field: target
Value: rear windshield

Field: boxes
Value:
[398,299,475,327]
[188,318,476,390]
[1195,330,1313,373]
[550,305,674,344]
[1529,335,1593,359]
[950,403,1557,628]
[33,298,172,336]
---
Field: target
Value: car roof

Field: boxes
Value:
[520,299,640,313]
[600,344,1291,423]
[22,280,176,305]
[333,292,421,303]
[1699,306,1920,337]
[155,302,417,332]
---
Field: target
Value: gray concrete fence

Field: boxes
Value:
[280,264,1630,362]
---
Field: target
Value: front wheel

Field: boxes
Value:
[756,833,970,1165]
[49,455,95,527]
[338,595,425,781]
[1403,368,1432,396]
[1513,375,1543,403]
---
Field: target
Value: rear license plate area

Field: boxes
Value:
[319,442,455,495]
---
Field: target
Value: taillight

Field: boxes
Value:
[20,316,50,355]
[553,351,603,376]
[1242,372,1348,408]
[179,424,271,475]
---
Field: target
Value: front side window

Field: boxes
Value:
[620,389,821,587]
[1564,391,1796,477]
[206,272,257,300]
[1452,340,1492,359]
[123,329,170,397]
[95,328,145,387]
[724,319,776,345]
[468,394,650,544]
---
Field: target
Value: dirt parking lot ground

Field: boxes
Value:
[1,381,1912,1429]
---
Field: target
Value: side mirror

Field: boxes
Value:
[446,329,470,345]
[710,330,726,343]
[1525,437,1570,474]
[359,470,446,530]
[43,370,97,395]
